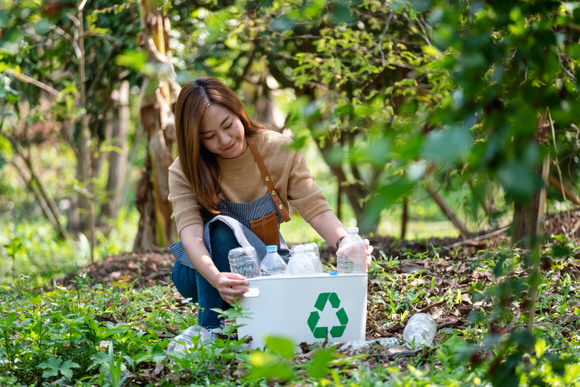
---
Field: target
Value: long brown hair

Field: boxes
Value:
[174,77,263,213]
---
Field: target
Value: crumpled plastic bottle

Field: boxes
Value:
[228,246,260,278]
[402,313,437,346]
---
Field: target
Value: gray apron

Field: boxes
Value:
[169,192,289,269]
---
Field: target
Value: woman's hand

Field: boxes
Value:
[363,238,374,269]
[336,238,374,272]
[213,272,250,305]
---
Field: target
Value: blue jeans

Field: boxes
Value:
[171,221,240,329]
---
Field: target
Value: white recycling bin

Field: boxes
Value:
[237,273,368,349]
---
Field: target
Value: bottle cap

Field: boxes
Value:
[266,245,278,252]
[347,227,359,234]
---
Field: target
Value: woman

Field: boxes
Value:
[168,77,372,335]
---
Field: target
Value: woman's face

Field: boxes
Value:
[200,104,246,159]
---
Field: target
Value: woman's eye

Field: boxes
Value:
[225,121,232,129]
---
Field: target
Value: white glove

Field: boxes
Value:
[336,237,373,271]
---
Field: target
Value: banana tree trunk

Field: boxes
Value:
[134,0,179,249]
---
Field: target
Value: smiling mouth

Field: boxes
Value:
[223,143,236,151]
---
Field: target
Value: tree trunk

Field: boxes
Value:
[401,197,408,240]
[101,80,130,221]
[511,156,551,248]
[311,138,368,227]
[76,1,95,263]
[510,113,550,335]
[134,1,179,249]
[8,139,68,239]
[511,113,551,248]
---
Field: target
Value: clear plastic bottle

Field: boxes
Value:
[402,313,437,346]
[306,242,323,273]
[228,246,260,278]
[288,244,317,275]
[260,245,288,276]
[337,227,366,273]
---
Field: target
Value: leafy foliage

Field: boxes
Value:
[1,237,578,385]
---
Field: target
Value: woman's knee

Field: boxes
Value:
[172,262,198,301]
[208,221,239,271]
[209,221,236,245]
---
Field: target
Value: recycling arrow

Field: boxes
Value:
[307,292,349,339]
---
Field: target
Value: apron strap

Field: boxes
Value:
[247,138,291,223]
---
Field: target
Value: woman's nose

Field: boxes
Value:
[217,131,230,145]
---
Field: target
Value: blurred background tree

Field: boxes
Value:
[1,0,141,262]
[1,0,578,270]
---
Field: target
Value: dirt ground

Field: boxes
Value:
[62,208,579,289]
[59,208,580,348]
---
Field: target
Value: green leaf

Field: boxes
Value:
[350,137,392,168]
[35,19,52,35]
[493,255,507,278]
[40,357,63,378]
[264,336,295,359]
[409,0,432,12]
[329,2,355,25]
[497,160,539,202]
[551,243,571,258]
[0,135,13,170]
[421,126,472,164]
[535,338,547,358]
[512,106,538,135]
[271,15,295,32]
[302,0,325,19]
[60,360,80,379]
[307,347,336,378]
[115,50,148,72]
[246,351,294,381]
[362,178,415,232]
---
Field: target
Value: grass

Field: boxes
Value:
[0,208,139,287]
[1,237,578,386]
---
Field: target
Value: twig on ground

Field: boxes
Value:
[444,226,510,249]
[415,300,446,314]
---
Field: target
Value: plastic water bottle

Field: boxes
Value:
[305,242,323,273]
[402,313,437,346]
[288,244,317,275]
[260,245,288,276]
[337,227,366,273]
[228,247,260,278]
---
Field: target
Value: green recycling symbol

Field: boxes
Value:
[307,292,349,339]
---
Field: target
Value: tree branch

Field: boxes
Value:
[423,182,470,238]
[4,69,60,97]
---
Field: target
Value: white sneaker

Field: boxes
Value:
[167,325,201,353]
[200,327,220,342]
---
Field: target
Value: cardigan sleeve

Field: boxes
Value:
[168,157,203,235]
